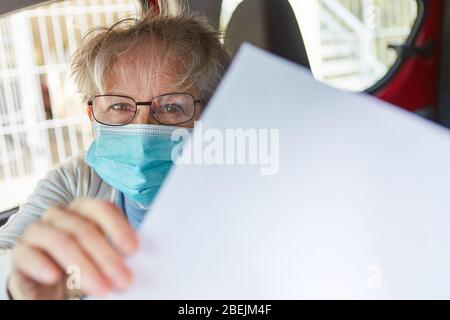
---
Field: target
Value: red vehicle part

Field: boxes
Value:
[374,0,444,115]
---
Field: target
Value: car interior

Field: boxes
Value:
[0,0,447,225]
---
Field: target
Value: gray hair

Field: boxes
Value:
[71,5,229,102]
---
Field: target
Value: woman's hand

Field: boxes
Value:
[7,199,138,300]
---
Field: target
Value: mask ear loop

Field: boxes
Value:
[90,123,95,141]
[90,121,100,141]
[87,104,97,141]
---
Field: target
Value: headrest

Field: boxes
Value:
[224,0,310,68]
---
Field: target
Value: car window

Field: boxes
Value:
[0,0,140,212]
[220,0,420,92]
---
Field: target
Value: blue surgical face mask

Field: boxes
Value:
[86,123,191,208]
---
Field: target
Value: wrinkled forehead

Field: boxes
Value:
[102,43,190,99]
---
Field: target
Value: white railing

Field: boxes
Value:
[315,0,417,90]
[320,0,387,86]
[0,0,139,211]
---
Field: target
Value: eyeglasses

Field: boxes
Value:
[87,93,202,126]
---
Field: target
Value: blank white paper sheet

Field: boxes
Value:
[106,44,450,299]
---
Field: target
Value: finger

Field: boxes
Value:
[11,242,63,285]
[22,222,111,297]
[43,207,133,289]
[68,199,138,255]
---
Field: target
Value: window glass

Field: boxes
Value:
[0,0,140,212]
[220,0,419,91]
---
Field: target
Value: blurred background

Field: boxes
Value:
[0,0,419,212]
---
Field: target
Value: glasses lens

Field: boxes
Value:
[152,94,195,125]
[92,96,136,125]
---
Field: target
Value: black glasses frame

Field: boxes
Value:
[87,92,203,126]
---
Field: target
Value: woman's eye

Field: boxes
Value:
[108,103,133,112]
[161,104,182,113]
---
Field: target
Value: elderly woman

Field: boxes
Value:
[0,10,229,299]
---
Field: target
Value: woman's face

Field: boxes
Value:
[92,60,202,128]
